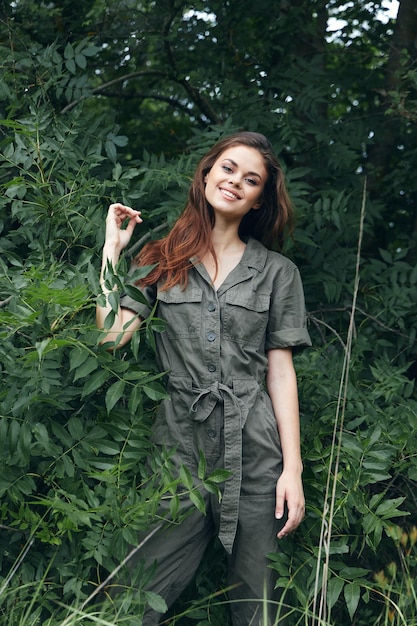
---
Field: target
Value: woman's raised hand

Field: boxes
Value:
[105,203,143,252]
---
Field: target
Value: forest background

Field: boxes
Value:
[0,0,417,625]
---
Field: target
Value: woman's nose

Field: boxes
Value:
[229,173,241,187]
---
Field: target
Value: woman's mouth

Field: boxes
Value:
[220,187,240,200]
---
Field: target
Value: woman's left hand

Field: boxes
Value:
[275,470,305,538]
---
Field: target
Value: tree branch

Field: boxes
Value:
[161,2,221,124]
[95,90,208,122]
[60,69,173,114]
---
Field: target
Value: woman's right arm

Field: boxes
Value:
[96,203,144,348]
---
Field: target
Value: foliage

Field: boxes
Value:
[0,72,227,625]
[0,0,417,625]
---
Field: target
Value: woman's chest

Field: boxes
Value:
[156,277,273,348]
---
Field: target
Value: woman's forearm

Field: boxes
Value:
[96,204,143,346]
[96,243,141,347]
[266,348,303,474]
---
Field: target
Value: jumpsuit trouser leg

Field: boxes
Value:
[225,494,288,626]
[135,507,215,626]
[130,492,285,626]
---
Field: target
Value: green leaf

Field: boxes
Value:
[67,417,85,440]
[202,481,220,496]
[189,489,206,514]
[144,590,168,614]
[179,465,193,490]
[87,262,101,293]
[375,497,408,519]
[205,469,231,484]
[143,381,168,401]
[93,440,121,455]
[128,384,142,415]
[123,284,151,306]
[344,583,360,621]
[69,347,88,371]
[81,369,109,397]
[105,379,126,413]
[197,449,207,481]
[64,42,74,59]
[75,53,87,69]
[33,422,49,450]
[379,248,392,264]
[65,58,76,74]
[103,309,116,330]
[82,45,101,57]
[105,140,117,163]
[129,264,157,282]
[339,567,370,579]
[73,356,99,381]
[130,327,141,360]
[108,290,119,314]
[169,494,180,519]
[327,577,344,610]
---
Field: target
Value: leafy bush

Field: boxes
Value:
[1,6,417,626]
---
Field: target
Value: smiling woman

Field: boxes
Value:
[203,145,266,220]
[96,131,311,625]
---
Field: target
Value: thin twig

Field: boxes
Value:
[309,305,410,340]
[0,524,24,532]
[0,537,34,597]
[308,315,347,349]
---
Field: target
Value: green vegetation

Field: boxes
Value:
[1,0,416,624]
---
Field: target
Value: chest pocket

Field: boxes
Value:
[223,289,270,346]
[157,285,203,339]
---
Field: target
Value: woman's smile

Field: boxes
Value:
[219,186,242,200]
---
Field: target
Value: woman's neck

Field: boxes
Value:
[201,225,246,289]
[210,221,244,255]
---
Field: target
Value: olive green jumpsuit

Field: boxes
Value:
[120,237,311,625]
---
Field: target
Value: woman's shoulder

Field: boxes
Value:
[246,237,299,274]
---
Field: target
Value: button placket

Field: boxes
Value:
[205,292,220,377]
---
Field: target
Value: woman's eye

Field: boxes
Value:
[222,165,233,173]
[245,178,257,186]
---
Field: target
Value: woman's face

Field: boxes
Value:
[204,145,268,222]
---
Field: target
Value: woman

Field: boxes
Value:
[96,131,311,625]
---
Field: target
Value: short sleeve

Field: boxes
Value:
[265,264,311,351]
[120,282,157,319]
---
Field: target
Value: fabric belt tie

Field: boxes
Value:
[190,381,249,554]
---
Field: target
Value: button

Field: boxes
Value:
[207,302,216,312]
[207,332,216,342]
[207,428,216,438]
[207,363,216,372]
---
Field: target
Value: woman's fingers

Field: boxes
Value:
[104,203,143,250]
[108,203,142,224]
[275,473,305,539]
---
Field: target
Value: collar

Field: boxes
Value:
[239,237,268,272]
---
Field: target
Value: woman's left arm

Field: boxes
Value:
[266,347,305,539]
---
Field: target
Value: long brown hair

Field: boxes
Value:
[135,131,294,290]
